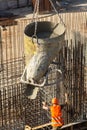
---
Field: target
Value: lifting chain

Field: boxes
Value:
[32,0,39,44]
[31,0,66,44]
[48,0,66,27]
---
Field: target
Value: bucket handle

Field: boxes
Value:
[20,66,48,87]
[20,66,63,87]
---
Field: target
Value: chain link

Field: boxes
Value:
[32,0,39,44]
[32,0,66,44]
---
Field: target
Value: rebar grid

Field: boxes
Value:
[0,12,87,129]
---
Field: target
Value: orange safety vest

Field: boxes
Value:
[50,105,64,127]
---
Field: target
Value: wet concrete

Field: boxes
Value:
[24,84,39,99]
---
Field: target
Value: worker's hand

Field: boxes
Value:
[42,102,46,106]
[42,102,49,110]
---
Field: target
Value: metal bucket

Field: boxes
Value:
[21,21,65,86]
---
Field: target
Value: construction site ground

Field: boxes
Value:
[2,0,87,20]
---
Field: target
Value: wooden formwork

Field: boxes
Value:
[0,12,87,130]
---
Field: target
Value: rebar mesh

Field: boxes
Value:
[0,12,87,129]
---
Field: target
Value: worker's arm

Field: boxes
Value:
[42,102,49,110]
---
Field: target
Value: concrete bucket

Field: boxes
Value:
[21,21,66,99]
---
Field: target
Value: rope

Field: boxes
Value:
[48,0,66,27]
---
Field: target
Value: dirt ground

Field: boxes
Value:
[3,0,87,20]
[66,0,87,11]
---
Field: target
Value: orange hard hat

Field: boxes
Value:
[52,98,58,104]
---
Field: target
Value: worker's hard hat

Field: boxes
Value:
[52,98,58,104]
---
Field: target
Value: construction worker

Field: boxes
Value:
[42,97,67,130]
